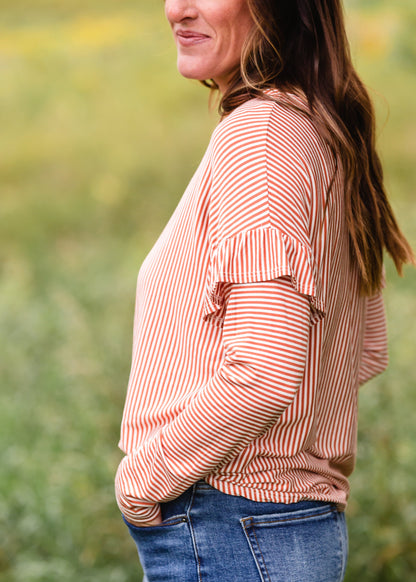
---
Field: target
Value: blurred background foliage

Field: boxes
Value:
[0,1,415,580]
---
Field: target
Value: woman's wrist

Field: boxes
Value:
[115,455,162,526]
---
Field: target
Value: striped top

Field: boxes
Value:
[115,90,388,526]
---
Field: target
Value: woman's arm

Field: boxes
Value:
[358,291,388,386]
[115,277,311,525]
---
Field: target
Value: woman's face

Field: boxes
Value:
[165,0,253,92]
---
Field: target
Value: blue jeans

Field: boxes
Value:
[124,481,348,582]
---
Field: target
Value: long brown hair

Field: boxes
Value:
[209,0,414,294]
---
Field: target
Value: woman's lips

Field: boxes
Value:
[176,30,210,47]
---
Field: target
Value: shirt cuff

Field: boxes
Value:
[115,454,162,526]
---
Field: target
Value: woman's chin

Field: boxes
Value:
[176,60,211,82]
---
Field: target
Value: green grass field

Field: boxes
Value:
[0,1,415,580]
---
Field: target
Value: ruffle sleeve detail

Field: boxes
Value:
[203,228,325,326]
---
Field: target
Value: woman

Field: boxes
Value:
[115,1,414,580]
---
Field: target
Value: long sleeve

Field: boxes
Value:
[358,291,388,386]
[115,277,311,525]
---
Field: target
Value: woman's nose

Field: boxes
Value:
[165,0,198,23]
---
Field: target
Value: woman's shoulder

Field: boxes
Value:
[212,95,277,145]
[212,89,324,158]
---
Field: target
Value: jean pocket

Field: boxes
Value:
[124,515,196,582]
[123,513,188,534]
[240,504,348,582]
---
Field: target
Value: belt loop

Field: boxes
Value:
[185,482,198,517]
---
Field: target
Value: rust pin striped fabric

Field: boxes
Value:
[115,90,388,526]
